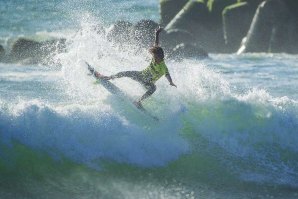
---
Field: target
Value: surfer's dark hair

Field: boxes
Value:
[149,46,164,59]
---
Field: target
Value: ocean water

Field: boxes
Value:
[1,0,298,198]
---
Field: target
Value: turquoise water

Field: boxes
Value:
[1,0,298,198]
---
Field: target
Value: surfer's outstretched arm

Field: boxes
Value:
[154,26,163,47]
[165,73,177,87]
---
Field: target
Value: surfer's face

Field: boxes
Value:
[151,52,162,63]
[149,47,164,62]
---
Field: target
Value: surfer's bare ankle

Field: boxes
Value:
[103,76,109,80]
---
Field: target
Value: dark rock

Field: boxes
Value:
[159,0,188,26]
[269,17,298,53]
[132,19,159,48]
[168,43,208,60]
[106,20,133,44]
[0,45,5,61]
[222,1,257,52]
[42,38,66,55]
[206,0,238,52]
[207,0,237,24]
[92,24,105,36]
[161,29,195,50]
[10,38,41,62]
[9,38,66,64]
[280,0,298,53]
[165,0,208,33]
[165,1,214,51]
[283,20,298,54]
[237,0,289,54]
[282,0,298,15]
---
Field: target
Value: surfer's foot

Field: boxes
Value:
[88,65,94,73]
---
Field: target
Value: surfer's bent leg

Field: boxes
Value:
[139,83,156,102]
[111,71,156,102]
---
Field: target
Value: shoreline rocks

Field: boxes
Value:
[3,37,66,64]
[0,45,5,62]
[165,0,210,49]
[105,18,208,60]
[107,20,133,44]
[132,19,159,48]
[237,0,291,54]
[160,0,298,54]
[168,43,208,60]
[160,0,188,26]
[223,1,256,53]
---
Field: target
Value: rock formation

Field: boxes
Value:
[160,0,298,54]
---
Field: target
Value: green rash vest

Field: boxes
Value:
[141,60,169,83]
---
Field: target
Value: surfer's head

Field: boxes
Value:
[149,46,164,61]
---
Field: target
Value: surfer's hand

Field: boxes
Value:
[170,82,177,87]
[155,26,163,34]
[88,66,94,73]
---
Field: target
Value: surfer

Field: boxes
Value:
[95,27,177,108]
